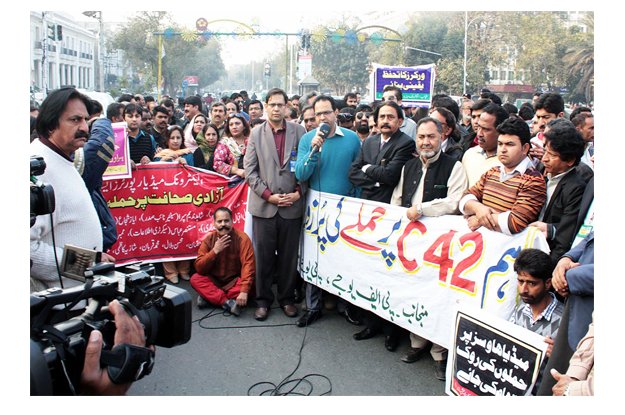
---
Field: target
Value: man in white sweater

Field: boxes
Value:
[30,88,112,292]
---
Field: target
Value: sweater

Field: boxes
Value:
[30,139,103,292]
[194,229,255,293]
[295,126,361,196]
[462,162,547,234]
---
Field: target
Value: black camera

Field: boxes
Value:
[30,262,192,395]
[30,155,55,227]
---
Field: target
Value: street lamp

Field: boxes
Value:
[404,46,442,58]
[83,11,104,92]
[463,12,483,95]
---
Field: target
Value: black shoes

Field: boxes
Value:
[296,310,322,327]
[434,359,447,381]
[343,307,363,326]
[353,327,377,340]
[384,335,399,352]
[401,347,428,363]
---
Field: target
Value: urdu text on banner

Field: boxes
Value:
[299,191,549,349]
[371,63,436,107]
[102,163,249,265]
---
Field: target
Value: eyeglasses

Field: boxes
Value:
[315,110,333,117]
[337,113,354,122]
[383,95,397,102]
[356,112,371,120]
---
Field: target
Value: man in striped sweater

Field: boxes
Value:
[459,117,546,235]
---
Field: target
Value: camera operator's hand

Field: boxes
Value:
[101,252,115,263]
[80,300,150,395]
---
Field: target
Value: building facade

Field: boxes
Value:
[30,11,98,94]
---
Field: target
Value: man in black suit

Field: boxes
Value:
[349,101,416,203]
[529,123,587,260]
[348,101,415,352]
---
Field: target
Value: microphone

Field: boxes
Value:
[304,123,331,166]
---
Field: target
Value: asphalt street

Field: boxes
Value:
[128,279,446,396]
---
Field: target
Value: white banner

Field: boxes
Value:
[300,192,550,349]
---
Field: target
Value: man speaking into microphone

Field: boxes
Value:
[295,95,361,327]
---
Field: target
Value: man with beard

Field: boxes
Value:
[510,248,564,394]
[30,87,111,292]
[191,207,256,316]
[354,104,373,143]
[390,117,468,381]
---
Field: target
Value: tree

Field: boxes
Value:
[563,13,594,103]
[309,25,370,95]
[110,12,225,96]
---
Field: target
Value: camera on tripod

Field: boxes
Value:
[30,261,193,395]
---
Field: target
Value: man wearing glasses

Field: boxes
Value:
[294,95,362,327]
[244,88,307,322]
[382,85,417,139]
[354,104,373,143]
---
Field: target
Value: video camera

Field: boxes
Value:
[30,155,55,227]
[30,262,192,395]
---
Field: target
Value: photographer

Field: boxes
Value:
[80,300,152,395]
[30,87,113,292]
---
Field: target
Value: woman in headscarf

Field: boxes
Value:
[184,113,208,152]
[193,123,220,171]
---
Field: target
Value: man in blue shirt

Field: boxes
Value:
[295,95,361,327]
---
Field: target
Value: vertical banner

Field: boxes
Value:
[102,163,248,265]
[299,192,549,349]
[370,63,436,108]
[446,306,548,396]
[103,122,131,180]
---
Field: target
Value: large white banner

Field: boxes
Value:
[300,192,550,349]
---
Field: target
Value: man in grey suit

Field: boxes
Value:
[244,88,307,321]
[348,100,416,352]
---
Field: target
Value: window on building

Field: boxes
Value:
[500,70,506,81]
[508,71,514,81]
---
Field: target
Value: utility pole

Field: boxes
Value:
[41,12,49,99]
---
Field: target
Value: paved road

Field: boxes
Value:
[128,279,446,396]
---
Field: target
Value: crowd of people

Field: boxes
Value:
[30,85,594,395]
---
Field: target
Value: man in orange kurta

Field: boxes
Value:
[191,207,255,315]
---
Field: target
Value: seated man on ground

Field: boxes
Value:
[191,207,255,316]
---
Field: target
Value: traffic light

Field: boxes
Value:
[47,24,56,40]
[264,63,271,78]
[56,25,63,41]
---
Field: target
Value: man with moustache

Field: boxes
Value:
[354,104,373,143]
[300,105,318,132]
[30,87,109,292]
[349,100,415,352]
[510,248,564,394]
[191,207,256,316]
[461,102,509,186]
[150,105,170,148]
[210,102,227,137]
[390,117,468,380]
[531,93,565,162]
[529,124,587,260]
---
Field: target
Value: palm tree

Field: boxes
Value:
[563,13,594,103]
